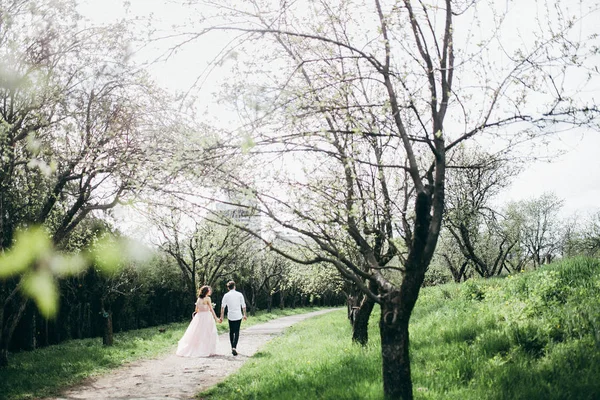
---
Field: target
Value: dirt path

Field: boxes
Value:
[48,309,336,400]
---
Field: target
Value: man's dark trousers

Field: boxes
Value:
[228,318,242,348]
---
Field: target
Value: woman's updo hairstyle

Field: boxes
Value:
[198,285,211,299]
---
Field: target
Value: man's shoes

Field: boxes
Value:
[232,349,238,356]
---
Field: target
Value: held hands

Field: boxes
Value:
[243,315,247,321]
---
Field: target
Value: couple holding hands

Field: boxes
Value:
[176,280,247,357]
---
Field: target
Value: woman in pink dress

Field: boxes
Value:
[176,285,220,357]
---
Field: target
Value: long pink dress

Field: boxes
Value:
[176,298,219,357]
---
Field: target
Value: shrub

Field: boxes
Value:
[463,279,486,301]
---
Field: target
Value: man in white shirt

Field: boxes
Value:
[219,280,247,356]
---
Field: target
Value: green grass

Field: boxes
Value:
[201,309,383,400]
[200,258,600,400]
[0,306,326,400]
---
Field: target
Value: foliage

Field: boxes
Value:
[281,260,343,300]
[441,149,520,280]
[0,226,138,318]
[562,211,600,258]
[422,261,453,287]
[0,0,173,366]
[201,258,600,400]
[462,279,486,301]
[504,193,565,269]
[432,190,590,282]
[154,211,254,301]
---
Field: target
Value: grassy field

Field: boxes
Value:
[200,257,600,400]
[0,306,326,400]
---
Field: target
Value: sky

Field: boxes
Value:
[78,0,600,221]
[504,131,600,217]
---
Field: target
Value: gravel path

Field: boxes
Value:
[47,309,336,400]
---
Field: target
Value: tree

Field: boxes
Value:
[242,250,285,314]
[563,211,600,257]
[433,231,471,283]
[171,0,599,397]
[0,0,164,366]
[443,149,519,278]
[507,192,565,268]
[154,209,252,302]
[581,212,600,256]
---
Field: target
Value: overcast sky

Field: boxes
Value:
[79,0,600,220]
[504,131,600,216]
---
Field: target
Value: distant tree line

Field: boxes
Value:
[428,178,600,285]
[7,218,344,354]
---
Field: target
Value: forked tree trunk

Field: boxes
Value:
[351,294,375,345]
[380,300,412,400]
[347,293,358,320]
[266,295,273,313]
[378,254,427,399]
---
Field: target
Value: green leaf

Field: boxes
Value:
[0,226,51,278]
[241,134,255,153]
[90,235,122,274]
[0,251,28,278]
[22,270,59,319]
[49,253,88,277]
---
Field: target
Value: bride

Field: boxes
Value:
[176,285,220,357]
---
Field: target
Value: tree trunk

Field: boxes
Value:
[267,295,273,313]
[83,302,91,338]
[100,298,113,346]
[347,294,358,321]
[453,260,469,283]
[102,310,113,346]
[76,303,82,339]
[249,286,257,316]
[352,295,375,345]
[42,318,49,346]
[0,296,28,367]
[26,305,37,350]
[279,289,285,310]
[191,273,197,303]
[380,300,412,400]
[0,348,7,367]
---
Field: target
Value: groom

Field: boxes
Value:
[219,280,247,356]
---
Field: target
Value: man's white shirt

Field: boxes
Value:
[221,290,246,321]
